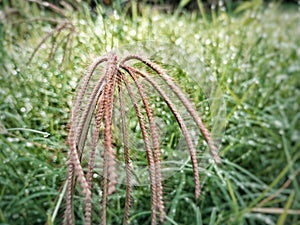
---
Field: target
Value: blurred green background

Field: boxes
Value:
[0,0,299,224]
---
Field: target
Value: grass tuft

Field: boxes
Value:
[0,1,299,224]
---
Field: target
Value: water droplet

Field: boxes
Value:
[171,208,176,215]
[279,129,284,135]
[52,156,57,163]
[175,38,183,45]
[12,214,19,219]
[26,142,33,147]
[205,39,211,45]
[129,30,136,36]
[7,137,20,142]
[248,140,255,146]
[274,120,282,128]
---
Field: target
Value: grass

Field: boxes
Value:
[65,51,221,225]
[0,0,300,224]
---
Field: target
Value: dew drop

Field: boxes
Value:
[12,214,19,219]
[248,140,255,146]
[175,38,183,45]
[205,39,211,45]
[279,129,284,135]
[274,120,283,128]
[26,142,33,147]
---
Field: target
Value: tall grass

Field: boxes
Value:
[0,1,299,224]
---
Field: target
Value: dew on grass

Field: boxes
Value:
[194,34,200,40]
[291,130,299,141]
[42,78,49,83]
[7,137,20,143]
[175,38,183,45]
[220,6,226,12]
[79,19,86,25]
[5,95,14,104]
[208,158,216,164]
[248,140,256,146]
[26,142,33,148]
[39,111,46,118]
[52,155,57,163]
[69,77,78,89]
[129,29,136,37]
[54,55,63,63]
[112,10,120,20]
[12,214,19,219]
[241,153,249,160]
[205,39,211,45]
[11,69,18,75]
[232,111,239,120]
[105,45,112,52]
[273,120,282,128]
[95,26,103,36]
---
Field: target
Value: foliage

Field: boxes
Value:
[0,0,299,224]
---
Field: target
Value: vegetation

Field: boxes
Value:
[65,51,221,225]
[0,0,299,224]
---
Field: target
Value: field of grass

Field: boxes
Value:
[0,1,299,224]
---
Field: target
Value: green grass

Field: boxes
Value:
[0,1,299,224]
